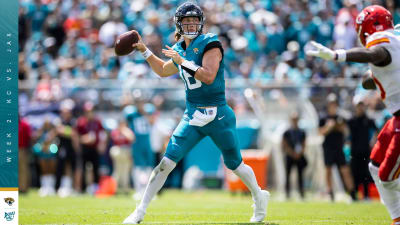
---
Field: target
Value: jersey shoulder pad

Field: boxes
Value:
[366,31,392,48]
[202,33,220,44]
[172,41,184,51]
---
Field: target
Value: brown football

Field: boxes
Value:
[114,30,139,56]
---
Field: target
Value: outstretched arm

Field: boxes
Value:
[306,41,391,66]
[345,46,391,66]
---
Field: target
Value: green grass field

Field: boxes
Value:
[20,190,391,225]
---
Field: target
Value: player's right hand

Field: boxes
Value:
[306,41,336,60]
[132,33,146,53]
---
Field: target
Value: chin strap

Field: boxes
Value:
[183,34,198,39]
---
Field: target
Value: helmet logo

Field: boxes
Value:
[356,12,365,24]
[186,11,197,16]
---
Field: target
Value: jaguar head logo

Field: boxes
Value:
[4,197,14,206]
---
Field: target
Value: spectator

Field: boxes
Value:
[319,94,355,201]
[333,9,357,49]
[18,115,32,193]
[98,15,127,48]
[76,101,107,194]
[110,119,135,194]
[33,118,58,197]
[54,99,79,197]
[347,100,378,200]
[282,112,307,199]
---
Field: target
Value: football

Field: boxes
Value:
[114,30,139,56]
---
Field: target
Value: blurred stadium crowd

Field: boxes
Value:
[18,0,400,199]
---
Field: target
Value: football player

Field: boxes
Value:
[307,5,400,225]
[122,2,270,224]
[123,96,156,201]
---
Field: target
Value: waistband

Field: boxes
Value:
[186,101,226,108]
[197,106,217,109]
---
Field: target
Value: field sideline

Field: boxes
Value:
[20,190,390,225]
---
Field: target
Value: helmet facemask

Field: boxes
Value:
[176,16,204,39]
[175,2,205,40]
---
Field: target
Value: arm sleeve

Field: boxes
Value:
[203,41,224,58]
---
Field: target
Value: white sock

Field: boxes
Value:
[40,175,47,188]
[132,168,141,192]
[137,157,176,211]
[48,175,56,193]
[141,167,153,192]
[233,162,262,200]
[60,176,72,189]
[369,163,400,219]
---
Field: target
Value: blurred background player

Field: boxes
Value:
[124,94,156,201]
[123,2,269,224]
[347,99,377,200]
[307,5,400,224]
[282,112,307,200]
[318,93,356,201]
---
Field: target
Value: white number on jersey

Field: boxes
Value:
[180,63,202,90]
[133,117,150,134]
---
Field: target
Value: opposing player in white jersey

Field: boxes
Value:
[307,5,400,225]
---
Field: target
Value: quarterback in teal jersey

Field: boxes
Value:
[123,2,269,224]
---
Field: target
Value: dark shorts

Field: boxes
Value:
[323,147,346,167]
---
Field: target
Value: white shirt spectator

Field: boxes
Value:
[98,20,128,47]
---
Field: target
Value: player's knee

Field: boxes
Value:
[224,158,242,170]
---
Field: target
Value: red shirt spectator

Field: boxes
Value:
[111,124,134,146]
[19,118,32,149]
[76,116,104,149]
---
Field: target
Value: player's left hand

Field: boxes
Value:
[306,41,336,60]
[162,45,183,65]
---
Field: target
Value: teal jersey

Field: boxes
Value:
[124,105,154,151]
[172,33,226,106]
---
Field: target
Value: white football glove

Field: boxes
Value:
[306,41,336,60]
[306,41,346,62]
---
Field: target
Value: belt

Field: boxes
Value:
[394,110,400,117]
